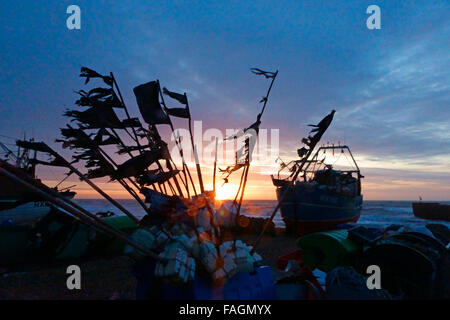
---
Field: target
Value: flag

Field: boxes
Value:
[250,68,276,79]
[219,138,253,183]
[93,128,120,146]
[56,125,114,178]
[121,117,142,128]
[80,67,113,86]
[75,87,123,109]
[64,107,123,129]
[136,170,180,186]
[111,149,163,180]
[86,166,114,179]
[16,140,53,154]
[133,81,170,125]
[64,107,139,129]
[165,107,190,119]
[219,163,245,175]
[117,144,151,155]
[29,158,68,168]
[163,87,187,105]
[162,88,190,118]
[57,126,96,150]
[225,118,261,140]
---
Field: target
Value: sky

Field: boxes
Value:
[0,1,449,200]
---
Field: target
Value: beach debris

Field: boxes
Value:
[155,242,196,283]
[297,229,361,272]
[124,228,156,259]
[326,267,391,300]
[124,206,264,285]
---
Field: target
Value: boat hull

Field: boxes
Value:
[0,201,51,224]
[412,202,450,222]
[277,183,362,235]
[0,213,138,266]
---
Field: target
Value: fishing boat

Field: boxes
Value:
[412,202,450,222]
[271,109,363,235]
[273,145,363,235]
[0,140,75,225]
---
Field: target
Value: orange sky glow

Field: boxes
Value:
[41,154,450,201]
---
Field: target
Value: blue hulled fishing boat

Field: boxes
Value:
[269,107,363,235]
[273,145,363,234]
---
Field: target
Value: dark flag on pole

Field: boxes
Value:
[250,68,277,79]
[136,169,180,186]
[29,158,69,168]
[133,81,170,125]
[75,87,123,109]
[162,87,190,119]
[163,87,187,105]
[219,138,250,183]
[80,67,113,86]
[64,107,136,129]
[225,118,261,140]
[111,149,164,180]
[165,107,190,119]
[15,140,53,154]
[93,128,120,146]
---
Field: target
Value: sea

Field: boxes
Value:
[76,199,450,229]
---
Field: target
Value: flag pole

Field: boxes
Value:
[230,69,279,250]
[50,149,142,223]
[184,94,206,194]
[174,130,190,198]
[158,83,199,197]
[229,69,278,207]
[212,137,218,196]
[193,145,205,194]
[156,80,186,197]
[57,131,150,218]
[110,72,142,145]
[184,94,198,196]
[109,73,161,193]
[86,140,152,213]
[258,70,278,118]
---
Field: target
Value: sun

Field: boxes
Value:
[213,184,238,200]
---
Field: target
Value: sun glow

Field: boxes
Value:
[213,183,239,200]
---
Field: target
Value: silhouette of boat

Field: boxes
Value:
[272,145,363,235]
[412,202,450,222]
[0,140,75,224]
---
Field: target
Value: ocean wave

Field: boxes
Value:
[74,199,450,229]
